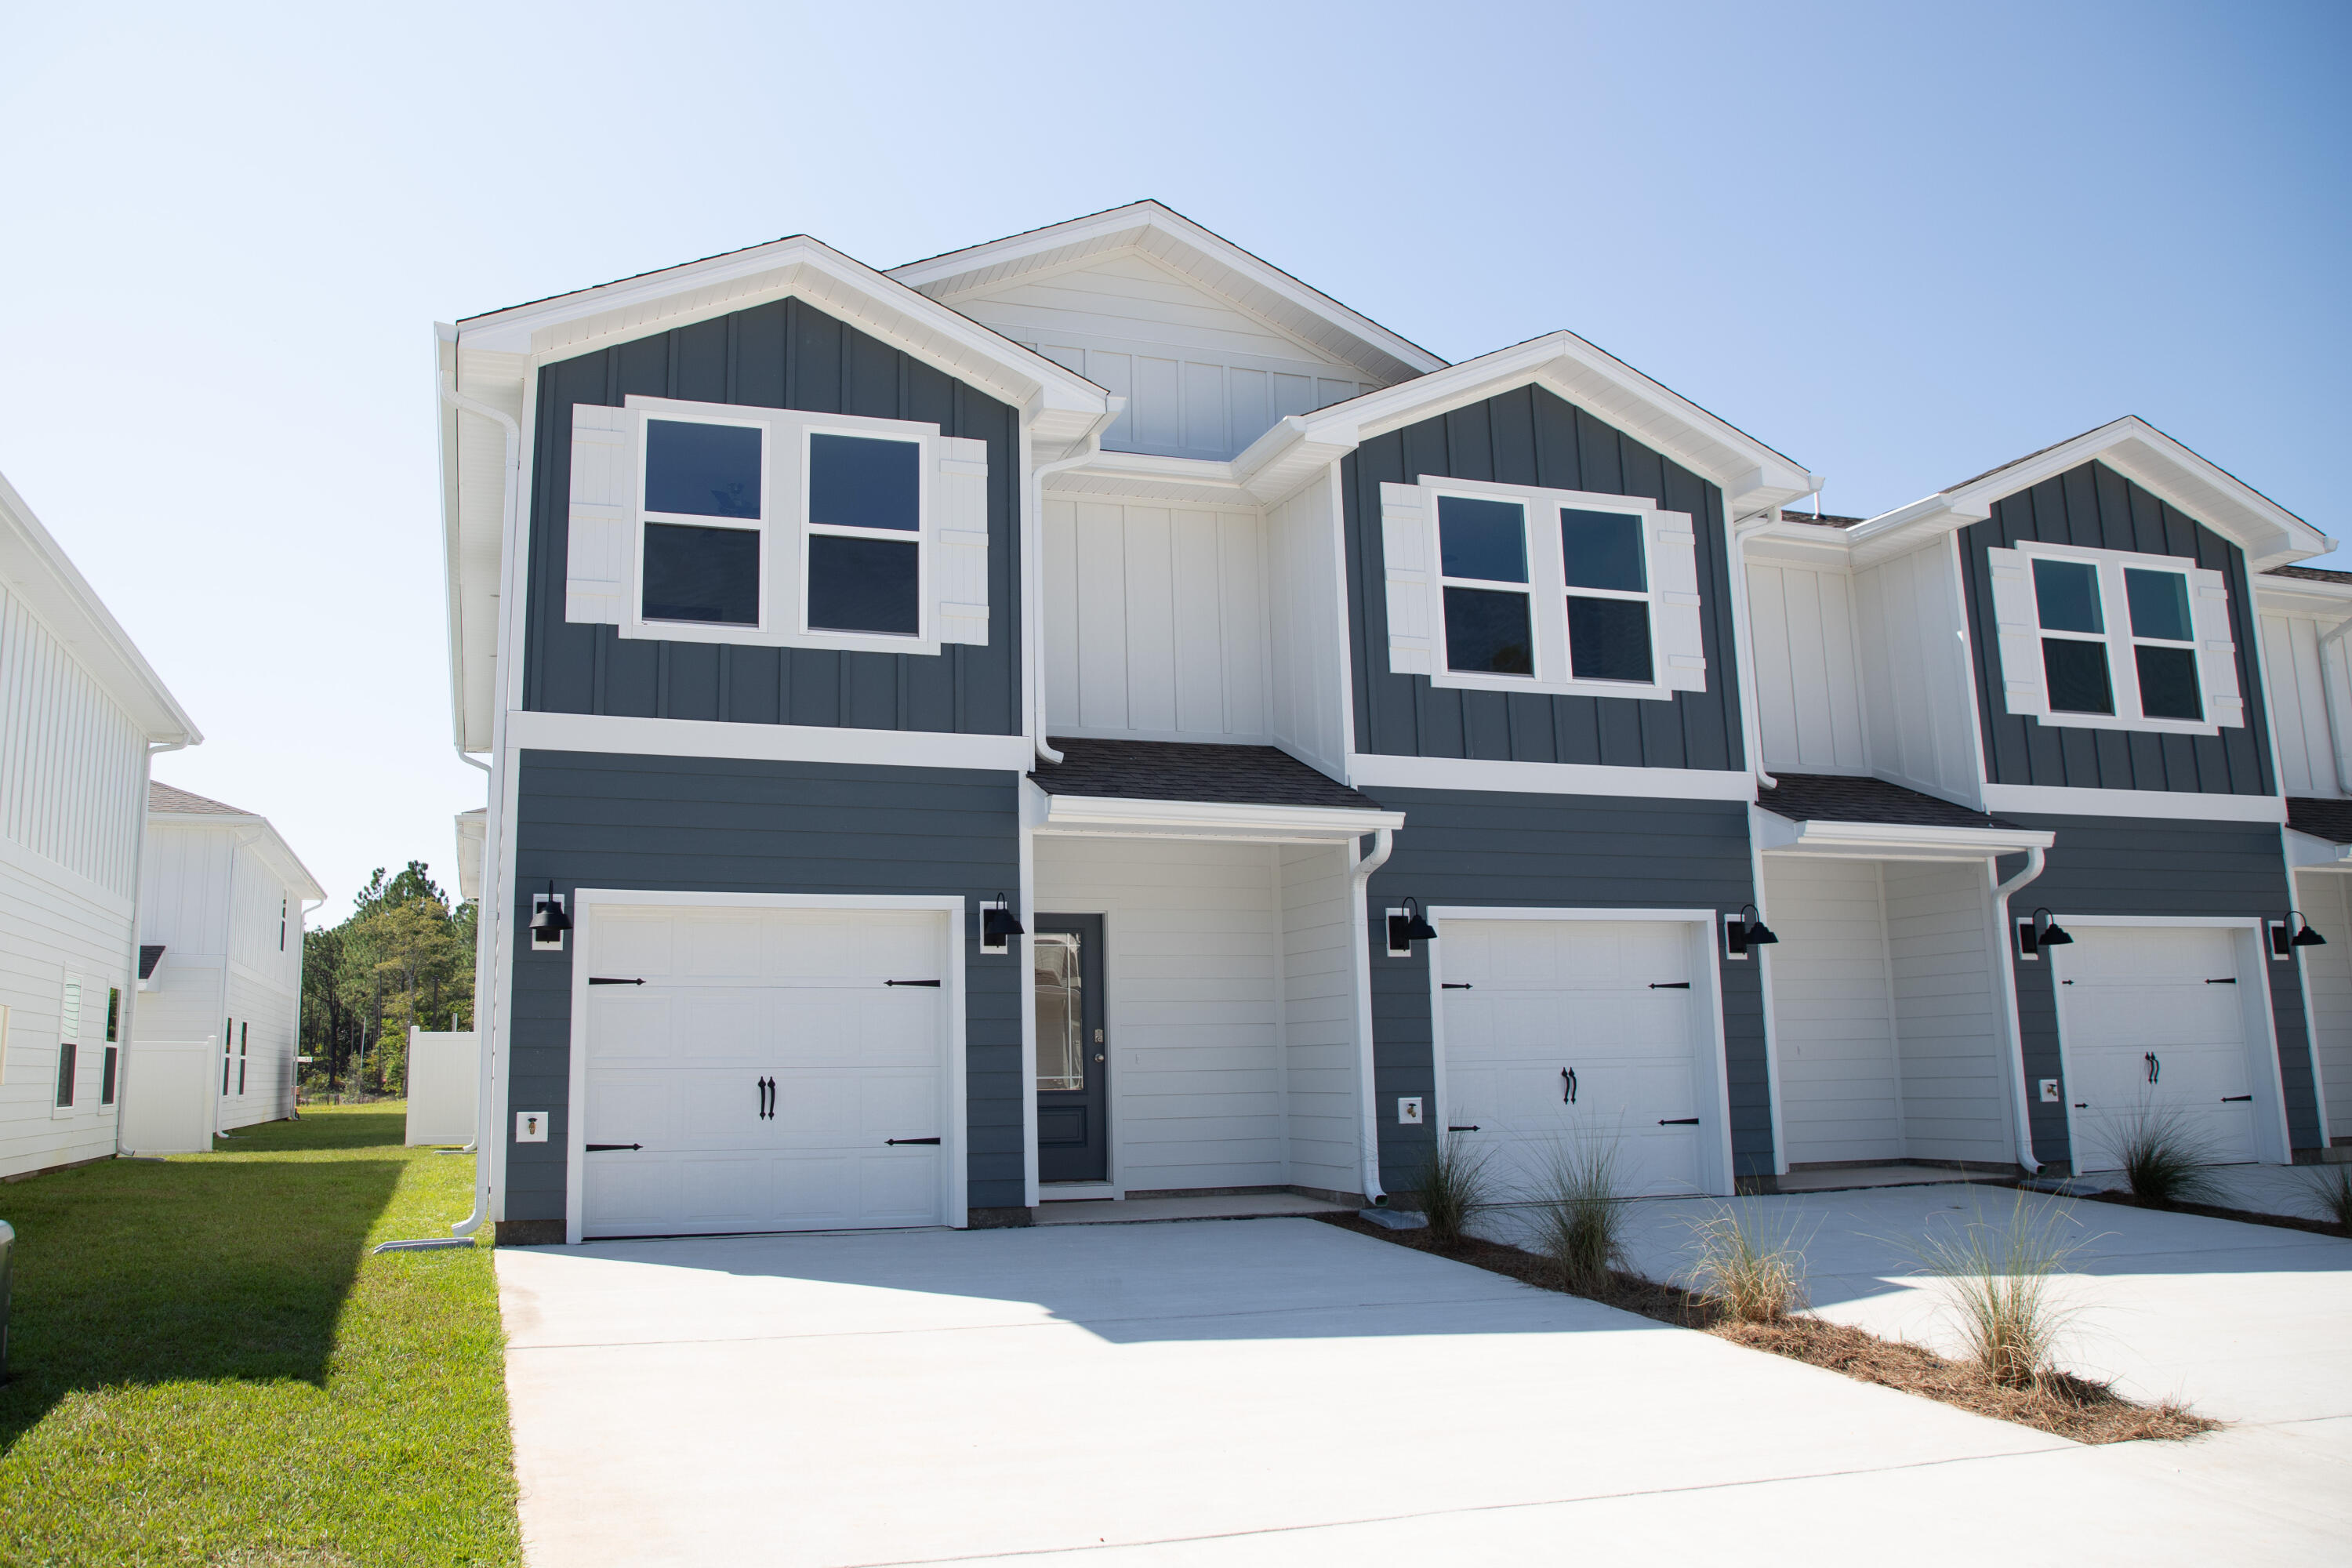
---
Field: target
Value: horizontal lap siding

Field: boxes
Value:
[1959,460,2273,795]
[1764,858,1901,1164]
[1883,861,2013,1163]
[2002,815,2319,1163]
[0,853,131,1178]
[1359,789,1769,1181]
[1344,384,1743,770]
[509,751,1022,1219]
[524,298,1021,735]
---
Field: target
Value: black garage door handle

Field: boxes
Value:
[886,1136,942,1145]
[2221,1094,2252,1102]
[1658,1117,1700,1126]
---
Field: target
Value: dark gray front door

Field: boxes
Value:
[1034,914,1106,1184]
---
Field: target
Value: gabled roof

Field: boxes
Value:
[1846,417,2332,571]
[0,470,197,745]
[148,779,325,901]
[889,201,1447,390]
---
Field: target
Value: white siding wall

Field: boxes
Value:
[1747,562,1867,774]
[2294,870,2352,1142]
[1035,837,1284,1192]
[1266,469,1350,777]
[1884,861,2015,1164]
[1854,539,1984,808]
[1281,843,1359,1198]
[1764,858,1902,1164]
[1041,496,1269,742]
[2260,610,2352,798]
[1,576,146,896]
[969,252,1375,461]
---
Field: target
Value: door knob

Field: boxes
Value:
[1093,1052,1105,1062]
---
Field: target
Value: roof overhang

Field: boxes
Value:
[148,808,326,901]
[0,471,198,745]
[888,201,1447,390]
[1757,815,2056,862]
[2287,828,2352,871]
[1846,417,2332,572]
[1031,790,1403,844]
[2256,571,2352,619]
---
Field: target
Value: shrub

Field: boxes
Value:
[2303,1162,2352,1230]
[1416,1133,1497,1246]
[1524,1136,1628,1297]
[1911,1190,2089,1390]
[1688,1201,1809,1323]
[2106,1101,2224,1209]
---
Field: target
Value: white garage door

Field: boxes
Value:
[579,903,952,1238]
[1439,918,1709,1200]
[2057,924,2260,1171]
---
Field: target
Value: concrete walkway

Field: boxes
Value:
[499,1214,2348,1565]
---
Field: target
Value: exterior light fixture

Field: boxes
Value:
[1387,896,1437,956]
[2271,911,2325,960]
[980,894,1025,953]
[2292,912,2326,948]
[1725,903,1777,960]
[528,880,571,950]
[2016,906,2071,960]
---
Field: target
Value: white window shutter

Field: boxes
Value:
[2190,567,2245,728]
[1381,483,1435,675]
[1648,510,1707,692]
[1985,547,2047,717]
[932,436,991,646]
[566,405,634,625]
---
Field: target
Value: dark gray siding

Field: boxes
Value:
[1959,460,2274,795]
[1359,789,1772,1184]
[504,750,1024,1222]
[1344,384,1745,771]
[2001,815,2321,1165]
[524,297,1022,735]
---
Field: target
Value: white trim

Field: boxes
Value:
[2285,829,2352,870]
[1743,807,1788,1174]
[561,889,969,1245]
[1976,783,2285,823]
[1755,816,2057,860]
[502,709,1033,772]
[1344,752,1756,801]
[1424,906,1737,1196]
[1033,793,1404,842]
[2002,541,2234,736]
[1018,782,1044,1207]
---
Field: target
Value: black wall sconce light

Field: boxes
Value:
[528,880,572,951]
[1387,896,1437,956]
[980,894,1025,956]
[2015,906,2072,961]
[1724,903,1777,960]
[2269,911,2325,960]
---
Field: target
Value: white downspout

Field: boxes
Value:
[1730,508,1798,791]
[1990,846,2047,1174]
[1025,405,1121,767]
[1348,827,1396,1205]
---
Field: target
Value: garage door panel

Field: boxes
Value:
[768,1072,861,1138]
[679,913,764,976]
[858,1151,945,1225]
[586,994,676,1061]
[770,1153,860,1227]
[677,993,769,1058]
[590,913,675,977]
[859,1070,939,1137]
[583,1157,677,1229]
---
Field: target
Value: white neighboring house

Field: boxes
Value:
[0,471,200,1181]
[136,783,324,1134]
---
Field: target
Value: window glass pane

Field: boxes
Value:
[1567,596,1655,683]
[2135,644,2204,720]
[1033,934,1083,1093]
[1442,586,1534,674]
[810,434,921,532]
[642,523,760,625]
[56,1040,74,1108]
[808,535,920,635]
[1437,495,1528,583]
[2033,558,2103,633]
[644,419,761,519]
[1560,509,1647,592]
[2042,637,2114,714]
[2125,568,2194,641]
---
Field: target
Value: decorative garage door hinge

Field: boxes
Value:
[585,1143,642,1152]
[886,978,942,987]
[588,977,646,985]
[885,1136,942,1145]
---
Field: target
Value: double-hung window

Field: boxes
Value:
[1382,476,1707,699]
[1987,543,2242,733]
[565,396,991,657]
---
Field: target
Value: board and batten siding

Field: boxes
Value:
[1344,385,1745,771]
[1883,860,2016,1165]
[1359,789,1769,1181]
[2259,608,2352,797]
[1854,540,1984,807]
[1747,561,1867,775]
[2,575,147,898]
[1762,857,1901,1164]
[524,297,1022,736]
[2292,869,2352,1142]
[508,750,1023,1220]
[1958,460,2274,796]
[959,250,1378,462]
[1041,496,1269,742]
[1266,470,1351,777]
[2001,815,2321,1164]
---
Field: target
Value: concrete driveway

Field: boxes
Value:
[499,1215,2348,1566]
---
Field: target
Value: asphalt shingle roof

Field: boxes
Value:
[148,782,252,816]
[2286,797,2352,845]
[1758,773,2030,833]
[1030,738,1381,811]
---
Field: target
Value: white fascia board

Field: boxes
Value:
[886,201,1448,387]
[2256,575,2352,617]
[503,709,1034,773]
[1976,782,2288,824]
[1740,521,1857,568]
[1345,752,1757,802]
[1036,792,1404,842]
[0,470,198,744]
[151,811,327,901]
[1294,332,1817,514]
[1849,418,2332,571]
[1755,815,2055,858]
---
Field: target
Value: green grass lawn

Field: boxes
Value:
[0,1105,520,1566]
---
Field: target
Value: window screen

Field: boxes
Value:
[644,419,762,518]
[101,1046,118,1106]
[55,1040,75,1109]
[642,523,760,626]
[809,435,920,532]
[1567,597,1654,684]
[2043,637,2114,715]
[2034,558,2103,633]
[807,535,920,636]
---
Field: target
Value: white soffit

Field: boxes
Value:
[888,201,1447,390]
[1755,815,2055,860]
[2286,829,2352,870]
[1036,792,1403,843]
[1847,417,2334,571]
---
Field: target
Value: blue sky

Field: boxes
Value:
[4,2,2345,920]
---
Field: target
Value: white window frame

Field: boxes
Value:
[2021,541,2220,737]
[1419,476,1677,701]
[796,421,931,648]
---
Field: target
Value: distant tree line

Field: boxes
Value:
[300,861,477,1100]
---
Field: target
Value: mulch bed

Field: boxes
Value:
[2070,1185,2352,1241]
[1316,1211,2219,1445]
